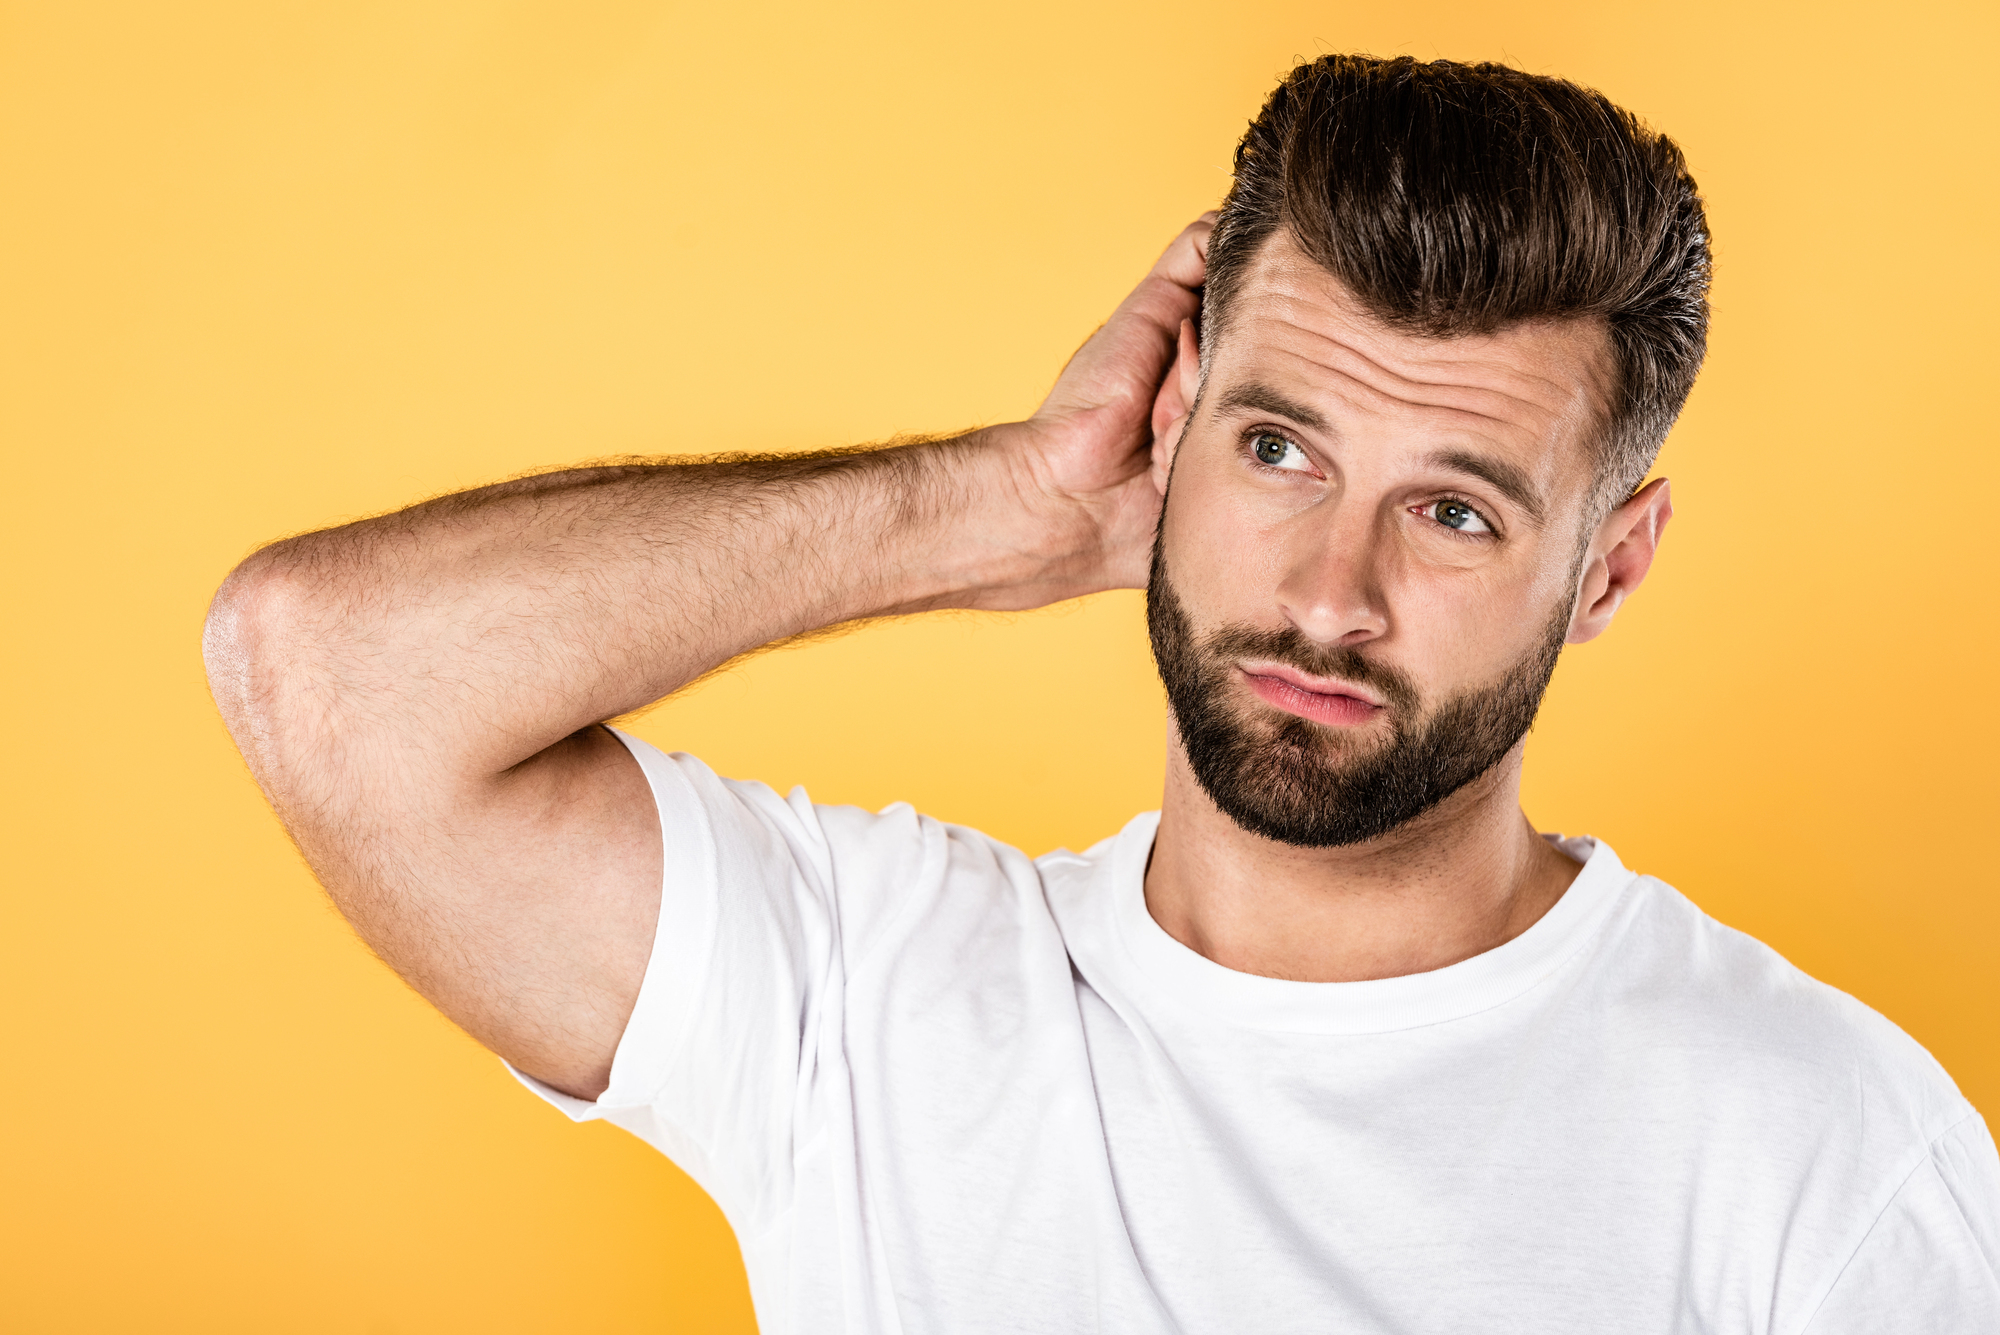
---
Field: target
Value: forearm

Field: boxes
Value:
[205,423,1099,809]
[197,216,1205,1094]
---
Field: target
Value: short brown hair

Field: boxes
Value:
[1204,55,1711,510]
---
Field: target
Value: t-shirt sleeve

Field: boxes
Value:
[1801,1113,2000,1334]
[506,728,940,1235]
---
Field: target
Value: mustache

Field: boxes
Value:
[1145,535,1423,719]
[1200,621,1422,716]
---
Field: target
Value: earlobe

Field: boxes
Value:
[1566,478,1672,644]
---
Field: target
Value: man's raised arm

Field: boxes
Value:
[201,218,1210,1100]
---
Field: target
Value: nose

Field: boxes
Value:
[1272,500,1390,648]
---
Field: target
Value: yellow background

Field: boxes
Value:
[3,0,1995,1329]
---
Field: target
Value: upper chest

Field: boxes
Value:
[824,952,1849,1335]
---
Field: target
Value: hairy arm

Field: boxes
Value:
[203,218,1210,1099]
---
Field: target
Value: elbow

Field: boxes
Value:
[202,542,321,770]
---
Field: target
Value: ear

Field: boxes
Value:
[1150,318,1203,493]
[1567,478,1673,644]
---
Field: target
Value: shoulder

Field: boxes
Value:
[1798,1113,2000,1332]
[623,737,971,890]
[1596,868,1972,1142]
[1568,858,1997,1323]
[615,736,1050,970]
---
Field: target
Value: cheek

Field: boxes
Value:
[1393,563,1569,685]
[1381,574,1487,682]
[1372,539,1572,682]
[1158,460,1299,618]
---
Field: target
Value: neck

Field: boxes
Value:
[1144,735,1581,983]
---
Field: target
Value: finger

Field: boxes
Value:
[1031,223,1211,427]
[1148,215,1216,292]
[1108,220,1209,349]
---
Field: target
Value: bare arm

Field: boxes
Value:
[203,218,1210,1099]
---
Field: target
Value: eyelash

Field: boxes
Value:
[1242,429,1316,475]
[1419,495,1498,540]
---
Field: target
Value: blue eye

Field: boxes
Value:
[1251,433,1310,471]
[1424,499,1493,534]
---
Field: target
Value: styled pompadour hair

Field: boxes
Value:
[1204,54,1712,510]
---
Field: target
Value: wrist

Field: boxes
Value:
[897,422,1120,614]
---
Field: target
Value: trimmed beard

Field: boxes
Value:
[1145,538,1572,848]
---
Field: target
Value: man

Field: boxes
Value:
[205,53,1999,1332]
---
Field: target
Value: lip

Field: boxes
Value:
[1237,661,1387,728]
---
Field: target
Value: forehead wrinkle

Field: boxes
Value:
[1232,341,1555,465]
[1242,229,1615,408]
[1242,307,1584,433]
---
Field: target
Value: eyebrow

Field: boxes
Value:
[1214,381,1329,431]
[1427,449,1548,527]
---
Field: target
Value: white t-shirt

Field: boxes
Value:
[515,732,2000,1334]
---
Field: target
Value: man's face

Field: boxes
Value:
[1150,231,1618,848]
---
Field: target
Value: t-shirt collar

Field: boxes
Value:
[1103,811,1637,1034]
